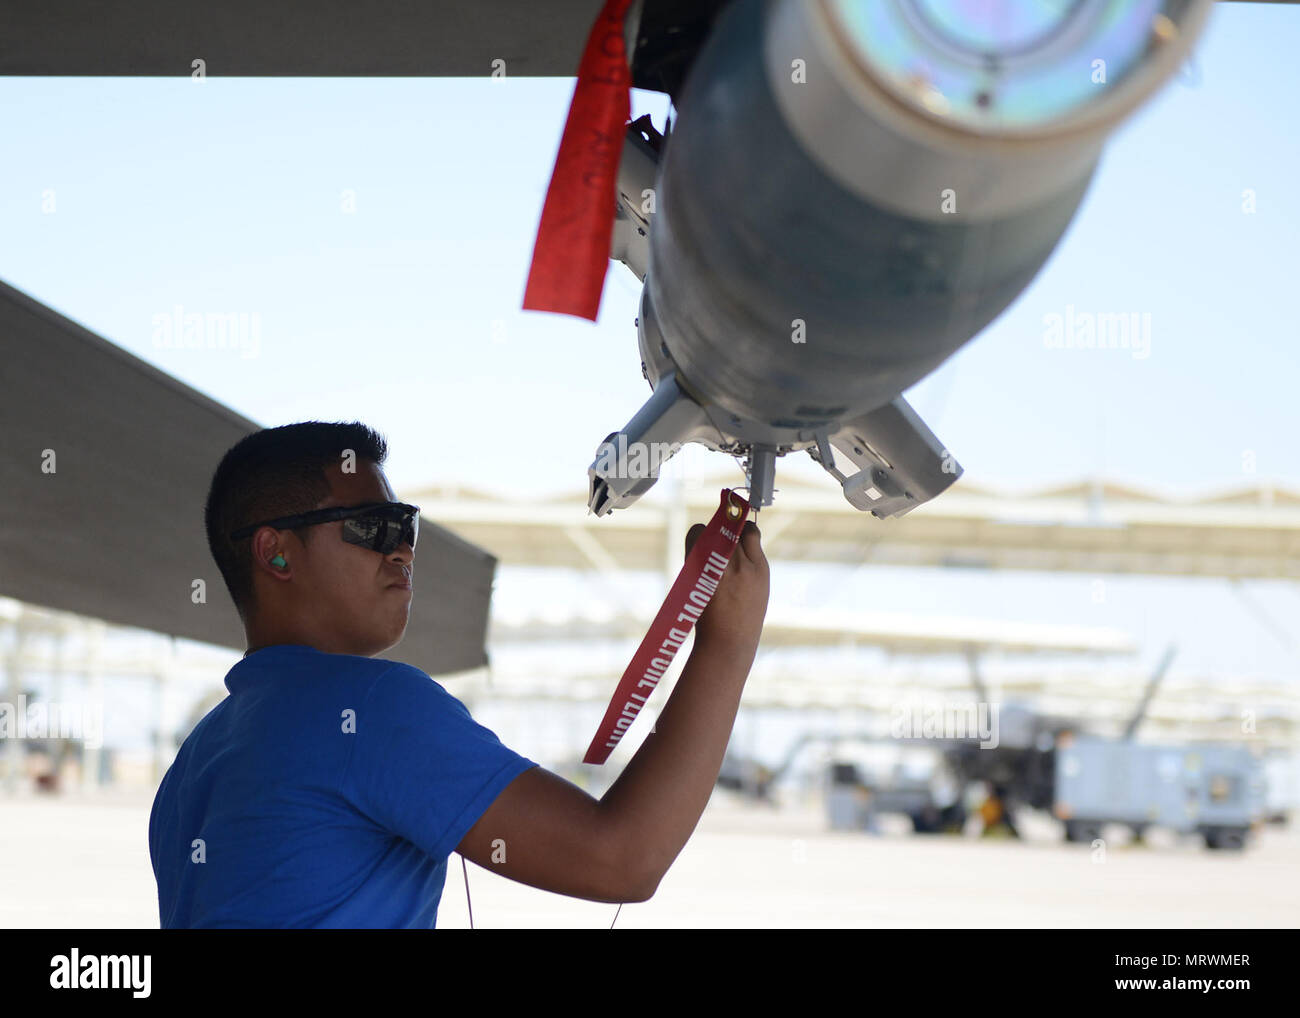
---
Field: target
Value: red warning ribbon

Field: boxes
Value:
[522,0,635,322]
[583,489,752,764]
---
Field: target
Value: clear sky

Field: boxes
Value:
[0,1,1297,691]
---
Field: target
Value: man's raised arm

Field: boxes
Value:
[456,520,769,902]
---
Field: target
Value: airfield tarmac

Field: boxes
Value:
[1,790,1296,928]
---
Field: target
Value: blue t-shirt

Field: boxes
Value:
[148,643,537,928]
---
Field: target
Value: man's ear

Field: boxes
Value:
[685,523,706,558]
[251,528,293,578]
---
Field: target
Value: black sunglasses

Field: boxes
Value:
[229,501,419,554]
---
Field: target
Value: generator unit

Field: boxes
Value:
[1054,735,1266,850]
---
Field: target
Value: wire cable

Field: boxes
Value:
[461,854,474,929]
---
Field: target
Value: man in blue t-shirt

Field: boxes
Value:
[150,420,768,927]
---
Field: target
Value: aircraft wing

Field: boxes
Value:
[0,0,606,77]
[0,279,494,676]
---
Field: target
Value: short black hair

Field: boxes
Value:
[205,420,389,620]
